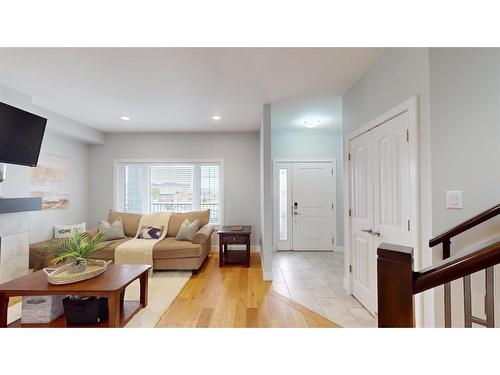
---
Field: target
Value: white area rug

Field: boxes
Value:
[7,270,191,328]
[124,270,190,327]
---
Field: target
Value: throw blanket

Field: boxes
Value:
[115,212,172,270]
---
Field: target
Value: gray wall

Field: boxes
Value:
[88,132,261,245]
[343,48,431,135]
[0,85,92,244]
[2,131,90,242]
[271,129,344,245]
[342,48,434,326]
[429,48,500,327]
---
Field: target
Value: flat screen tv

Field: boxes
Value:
[0,102,47,167]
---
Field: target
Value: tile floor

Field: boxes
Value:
[272,250,377,328]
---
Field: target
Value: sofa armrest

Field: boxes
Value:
[192,224,215,244]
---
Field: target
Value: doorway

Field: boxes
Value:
[274,161,336,251]
[345,98,419,315]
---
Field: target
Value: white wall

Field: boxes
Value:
[342,48,434,327]
[429,48,500,327]
[260,104,273,279]
[0,84,96,243]
[88,132,261,245]
[271,129,344,245]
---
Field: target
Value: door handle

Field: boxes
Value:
[372,231,381,237]
[361,228,373,233]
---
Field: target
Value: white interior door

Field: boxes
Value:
[350,110,412,315]
[292,162,334,251]
[372,112,411,249]
[350,131,376,313]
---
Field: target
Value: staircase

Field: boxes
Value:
[377,203,500,327]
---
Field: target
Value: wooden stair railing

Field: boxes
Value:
[377,239,500,327]
[428,203,500,327]
[377,203,500,328]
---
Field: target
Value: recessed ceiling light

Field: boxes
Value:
[304,119,320,128]
[120,115,130,121]
[212,115,221,121]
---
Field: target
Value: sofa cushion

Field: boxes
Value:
[107,210,142,237]
[167,210,210,237]
[153,237,203,259]
[92,237,133,260]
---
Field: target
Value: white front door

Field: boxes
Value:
[291,163,335,251]
[350,110,412,315]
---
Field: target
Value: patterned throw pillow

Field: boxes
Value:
[137,225,163,239]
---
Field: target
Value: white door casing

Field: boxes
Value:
[292,162,334,251]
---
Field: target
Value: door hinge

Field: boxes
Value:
[408,219,411,232]
[348,208,352,217]
[331,168,334,175]
[332,237,335,245]
[331,203,334,210]
[349,265,352,273]
[348,153,351,161]
[406,129,409,142]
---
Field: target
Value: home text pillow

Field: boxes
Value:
[54,222,86,239]
[98,217,126,241]
[176,218,201,241]
[137,225,163,239]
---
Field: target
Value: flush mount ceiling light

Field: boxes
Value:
[304,119,320,128]
[120,115,130,121]
[212,115,222,121]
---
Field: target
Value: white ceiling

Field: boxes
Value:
[271,91,343,132]
[0,48,383,132]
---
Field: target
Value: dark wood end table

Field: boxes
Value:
[217,225,252,267]
[0,264,151,328]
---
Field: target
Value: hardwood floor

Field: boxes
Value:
[157,252,339,328]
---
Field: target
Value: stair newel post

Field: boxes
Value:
[442,239,452,328]
[377,243,415,328]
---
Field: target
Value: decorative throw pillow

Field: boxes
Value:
[98,217,126,241]
[54,222,86,239]
[176,218,201,241]
[137,225,163,239]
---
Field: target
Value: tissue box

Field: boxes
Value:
[21,295,65,324]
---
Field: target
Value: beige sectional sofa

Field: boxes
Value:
[29,209,215,272]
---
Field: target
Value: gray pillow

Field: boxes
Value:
[176,218,201,241]
[98,217,126,241]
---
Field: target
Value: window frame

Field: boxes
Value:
[113,159,224,226]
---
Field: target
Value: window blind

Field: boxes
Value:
[116,162,222,224]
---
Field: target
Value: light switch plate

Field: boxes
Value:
[446,191,463,209]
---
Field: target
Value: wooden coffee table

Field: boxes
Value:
[0,264,150,328]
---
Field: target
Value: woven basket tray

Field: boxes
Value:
[43,260,111,285]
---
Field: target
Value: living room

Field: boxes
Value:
[1,1,499,374]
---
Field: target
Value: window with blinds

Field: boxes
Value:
[116,161,222,224]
